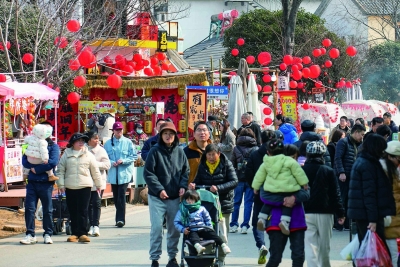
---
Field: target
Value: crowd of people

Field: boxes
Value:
[19,112,400,267]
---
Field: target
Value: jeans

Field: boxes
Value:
[25,181,54,237]
[230,181,254,228]
[111,183,129,224]
[266,230,305,267]
[66,187,91,237]
[251,194,265,249]
[88,190,103,226]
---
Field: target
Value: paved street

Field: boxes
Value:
[0,204,352,267]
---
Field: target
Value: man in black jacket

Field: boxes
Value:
[383,112,399,141]
[237,113,262,146]
[334,123,366,230]
[363,117,383,141]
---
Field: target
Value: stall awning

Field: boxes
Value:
[0,82,59,100]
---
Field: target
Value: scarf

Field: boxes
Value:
[206,158,220,174]
[179,199,201,226]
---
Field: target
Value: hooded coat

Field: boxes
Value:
[279,123,299,145]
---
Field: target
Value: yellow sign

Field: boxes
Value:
[78,101,118,114]
[278,91,298,121]
[187,89,207,131]
[158,31,168,52]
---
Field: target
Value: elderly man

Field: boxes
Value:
[206,115,218,141]
[237,113,261,146]
[383,112,399,141]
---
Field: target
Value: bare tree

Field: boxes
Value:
[281,0,303,55]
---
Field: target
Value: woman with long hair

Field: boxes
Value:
[219,119,236,160]
[327,129,345,169]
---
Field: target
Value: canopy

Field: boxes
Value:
[298,103,346,130]
[228,75,246,130]
[0,82,59,101]
[341,100,383,121]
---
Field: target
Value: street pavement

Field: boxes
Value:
[0,204,352,267]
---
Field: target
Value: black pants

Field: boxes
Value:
[88,190,104,226]
[337,180,350,229]
[266,230,305,267]
[188,228,224,246]
[111,183,129,224]
[66,187,91,237]
[261,204,292,218]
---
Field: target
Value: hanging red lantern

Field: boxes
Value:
[320,48,326,55]
[312,49,321,57]
[257,84,262,92]
[22,53,34,64]
[115,70,123,76]
[303,103,310,110]
[283,55,293,65]
[264,118,273,125]
[279,63,287,70]
[115,54,125,66]
[346,46,357,57]
[122,65,134,75]
[0,74,6,82]
[67,92,80,104]
[231,48,239,56]
[73,40,83,54]
[292,71,302,81]
[127,90,134,97]
[302,67,311,78]
[309,65,321,79]
[78,50,95,67]
[144,67,154,76]
[338,80,346,88]
[257,52,272,66]
[345,81,353,88]
[68,59,80,71]
[289,81,298,89]
[302,56,311,64]
[150,57,158,65]
[161,63,169,71]
[136,89,144,97]
[66,20,81,32]
[297,82,304,89]
[297,63,303,70]
[322,38,332,47]
[262,74,271,83]
[315,81,323,88]
[262,96,269,103]
[142,59,150,67]
[329,48,340,59]
[133,54,142,63]
[104,56,113,64]
[134,63,143,71]
[107,74,123,89]
[153,65,162,76]
[73,76,86,88]
[54,36,68,48]
[291,64,299,72]
[246,55,255,64]
[293,57,302,64]
[0,41,11,51]
[263,85,272,92]
[237,38,245,46]
[263,107,272,115]
[324,60,333,68]
[157,52,166,61]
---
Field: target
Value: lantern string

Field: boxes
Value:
[1,69,48,75]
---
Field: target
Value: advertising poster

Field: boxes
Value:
[278,90,298,121]
[4,147,23,183]
[186,89,207,132]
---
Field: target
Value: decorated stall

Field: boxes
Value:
[0,82,59,191]
[341,100,384,121]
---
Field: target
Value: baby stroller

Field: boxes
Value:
[52,190,71,235]
[180,186,223,267]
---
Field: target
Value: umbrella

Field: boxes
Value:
[228,75,247,131]
[237,58,249,100]
[247,73,262,124]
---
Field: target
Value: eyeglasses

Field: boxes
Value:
[195,128,208,133]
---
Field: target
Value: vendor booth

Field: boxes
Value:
[341,100,385,121]
[0,82,59,192]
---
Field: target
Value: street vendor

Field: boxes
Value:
[129,123,148,145]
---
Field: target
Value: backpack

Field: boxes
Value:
[98,114,110,126]
[236,146,257,180]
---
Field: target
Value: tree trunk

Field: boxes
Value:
[281,0,303,55]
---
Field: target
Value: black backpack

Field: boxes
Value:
[98,114,110,126]
[236,146,257,180]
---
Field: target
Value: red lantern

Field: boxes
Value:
[315,81,323,88]
[294,57,302,64]
[262,96,269,103]
[292,71,302,81]
[136,89,144,97]
[115,54,126,66]
[104,56,113,64]
[289,81,298,89]
[302,67,311,78]
[320,48,326,55]
[78,50,95,67]
[142,59,150,67]
[122,65,134,75]
[283,55,293,65]
[262,75,271,83]
[0,74,6,82]
[257,84,262,92]
[291,64,299,72]
[345,81,353,88]
[257,52,271,66]
[144,67,154,76]
[73,76,86,88]
[312,49,321,57]
[303,103,310,110]
[0,41,11,51]
[73,40,83,53]
[68,59,80,71]
[237,38,245,46]
[263,85,272,92]
[22,53,34,64]
[279,63,287,71]
[297,63,303,70]
[264,118,273,125]
[263,107,272,115]
[54,36,68,48]
[107,74,123,89]
[161,63,169,71]
[338,80,346,88]
[324,60,332,68]
[127,90,134,97]
[309,65,321,79]
[246,55,255,64]
[346,46,357,57]
[67,92,80,104]
[231,48,239,57]
[302,56,311,65]
[150,57,158,66]
[322,39,332,47]
[115,70,123,76]
[297,82,304,89]
[329,48,340,59]
[157,53,166,61]
[134,63,143,71]
[133,54,142,63]
[66,20,81,32]
[153,65,162,76]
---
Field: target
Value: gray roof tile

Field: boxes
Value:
[352,0,398,15]
[183,37,225,68]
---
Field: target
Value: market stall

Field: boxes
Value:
[0,82,59,192]
[341,100,384,121]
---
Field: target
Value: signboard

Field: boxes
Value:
[117,103,156,115]
[78,101,118,114]
[4,147,23,183]
[157,30,168,52]
[187,89,207,131]
[277,76,289,90]
[312,87,326,103]
[278,90,298,121]
[187,86,228,100]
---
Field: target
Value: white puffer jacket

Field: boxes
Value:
[57,146,102,190]
[24,124,52,161]
[87,144,111,191]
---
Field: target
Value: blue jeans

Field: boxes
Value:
[252,194,265,249]
[230,181,254,228]
[25,181,54,237]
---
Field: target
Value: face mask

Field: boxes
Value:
[137,129,143,134]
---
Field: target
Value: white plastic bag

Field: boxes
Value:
[340,234,359,261]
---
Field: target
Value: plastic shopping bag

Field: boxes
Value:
[340,234,359,261]
[355,230,378,267]
[374,233,392,267]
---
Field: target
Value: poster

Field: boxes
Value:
[78,101,118,114]
[4,147,23,183]
[40,103,78,141]
[278,90,298,121]
[117,102,156,115]
[312,87,325,103]
[152,89,181,126]
[187,89,207,131]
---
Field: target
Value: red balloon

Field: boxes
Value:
[68,59,80,71]
[279,63,287,70]
[22,53,34,64]
[320,48,326,55]
[246,55,255,64]
[66,20,81,32]
[133,54,142,63]
[263,85,272,92]
[309,65,321,79]
[302,56,311,65]
[257,52,271,66]
[325,60,333,68]
[322,39,332,47]
[231,48,239,57]
[157,53,166,61]
[237,38,245,46]
[264,118,273,125]
[67,92,80,104]
[161,63,169,71]
[0,74,7,82]
[263,107,272,115]
[262,74,271,83]
[283,55,293,65]
[54,36,68,48]
[303,103,310,110]
[289,81,298,89]
[346,46,357,57]
[107,74,123,89]
[302,67,311,78]
[73,76,86,88]
[329,48,340,59]
[312,49,321,57]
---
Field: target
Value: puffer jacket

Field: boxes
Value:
[57,147,102,190]
[252,154,309,193]
[194,154,238,214]
[348,152,395,222]
[279,123,298,145]
[302,158,345,217]
[174,206,212,233]
[334,135,360,178]
[327,142,337,169]
[381,159,400,239]
[183,139,212,184]
[245,143,268,186]
[294,131,331,167]
[231,136,258,182]
[388,121,399,141]
[87,144,111,191]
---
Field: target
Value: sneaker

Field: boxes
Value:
[221,243,231,254]
[88,226,94,236]
[79,235,90,242]
[241,226,248,234]
[258,245,269,264]
[93,226,100,237]
[43,234,53,244]
[20,234,37,245]
[229,225,238,233]
[257,218,266,231]
[279,220,290,235]
[194,243,206,255]
[151,260,159,267]
[116,221,124,228]
[166,258,179,267]
[67,235,78,242]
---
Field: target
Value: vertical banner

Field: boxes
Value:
[186,89,207,132]
[278,90,298,121]
[152,89,181,126]
[4,147,23,183]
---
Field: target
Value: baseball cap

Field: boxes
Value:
[111,122,123,130]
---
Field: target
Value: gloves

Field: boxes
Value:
[384,216,392,227]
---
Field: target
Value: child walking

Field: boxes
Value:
[174,190,231,255]
[252,139,309,235]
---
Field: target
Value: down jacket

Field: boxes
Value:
[279,123,298,145]
[24,124,52,161]
[57,146,102,190]
[231,136,258,182]
[294,131,331,167]
[194,153,238,214]
[174,206,212,233]
[87,144,111,191]
[347,152,395,222]
[334,135,360,178]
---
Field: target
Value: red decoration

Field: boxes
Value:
[289,81,298,89]
[134,63,143,71]
[262,96,269,103]
[157,53,166,61]
[73,76,86,88]
[303,103,310,110]
[315,81,323,88]
[54,36,68,48]
[283,55,293,65]
[292,71,302,81]
[122,65,134,75]
[115,54,126,66]
[0,74,6,82]
[257,84,262,92]
[78,50,95,67]
[153,65,162,76]
[150,57,158,66]
[279,63,287,70]
[246,56,255,64]
[73,40,83,53]
[161,63,169,71]
[133,54,142,63]
[262,74,271,83]
[257,52,272,66]
[325,60,332,68]
[231,48,239,57]
[322,39,332,47]
[312,49,321,57]
[345,81,353,88]
[320,48,326,55]
[136,89,144,97]
[302,67,311,78]
[302,56,312,65]
[297,82,304,89]
[104,56,113,64]
[66,20,81,32]
[67,92,80,104]
[22,53,34,64]
[346,46,357,57]
[0,41,11,51]
[297,63,303,70]
[263,107,272,115]
[291,64,299,72]
[329,48,340,59]
[264,118,273,125]
[127,90,134,97]
[237,38,245,46]
[309,65,321,79]
[144,67,154,76]
[263,85,272,92]
[107,74,123,89]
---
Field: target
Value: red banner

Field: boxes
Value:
[151,89,182,128]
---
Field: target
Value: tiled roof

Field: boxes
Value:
[352,0,397,15]
[183,37,225,68]
[314,0,333,16]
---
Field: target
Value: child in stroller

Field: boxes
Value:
[174,190,231,257]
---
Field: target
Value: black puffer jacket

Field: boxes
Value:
[334,136,360,178]
[245,143,268,186]
[348,152,395,222]
[231,136,258,182]
[294,131,332,167]
[194,154,238,214]
[302,158,345,217]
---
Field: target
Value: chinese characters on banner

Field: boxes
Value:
[40,103,78,141]
[158,31,168,52]
[152,89,181,126]
[4,147,23,183]
[187,89,207,131]
[78,101,118,114]
[278,90,298,121]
